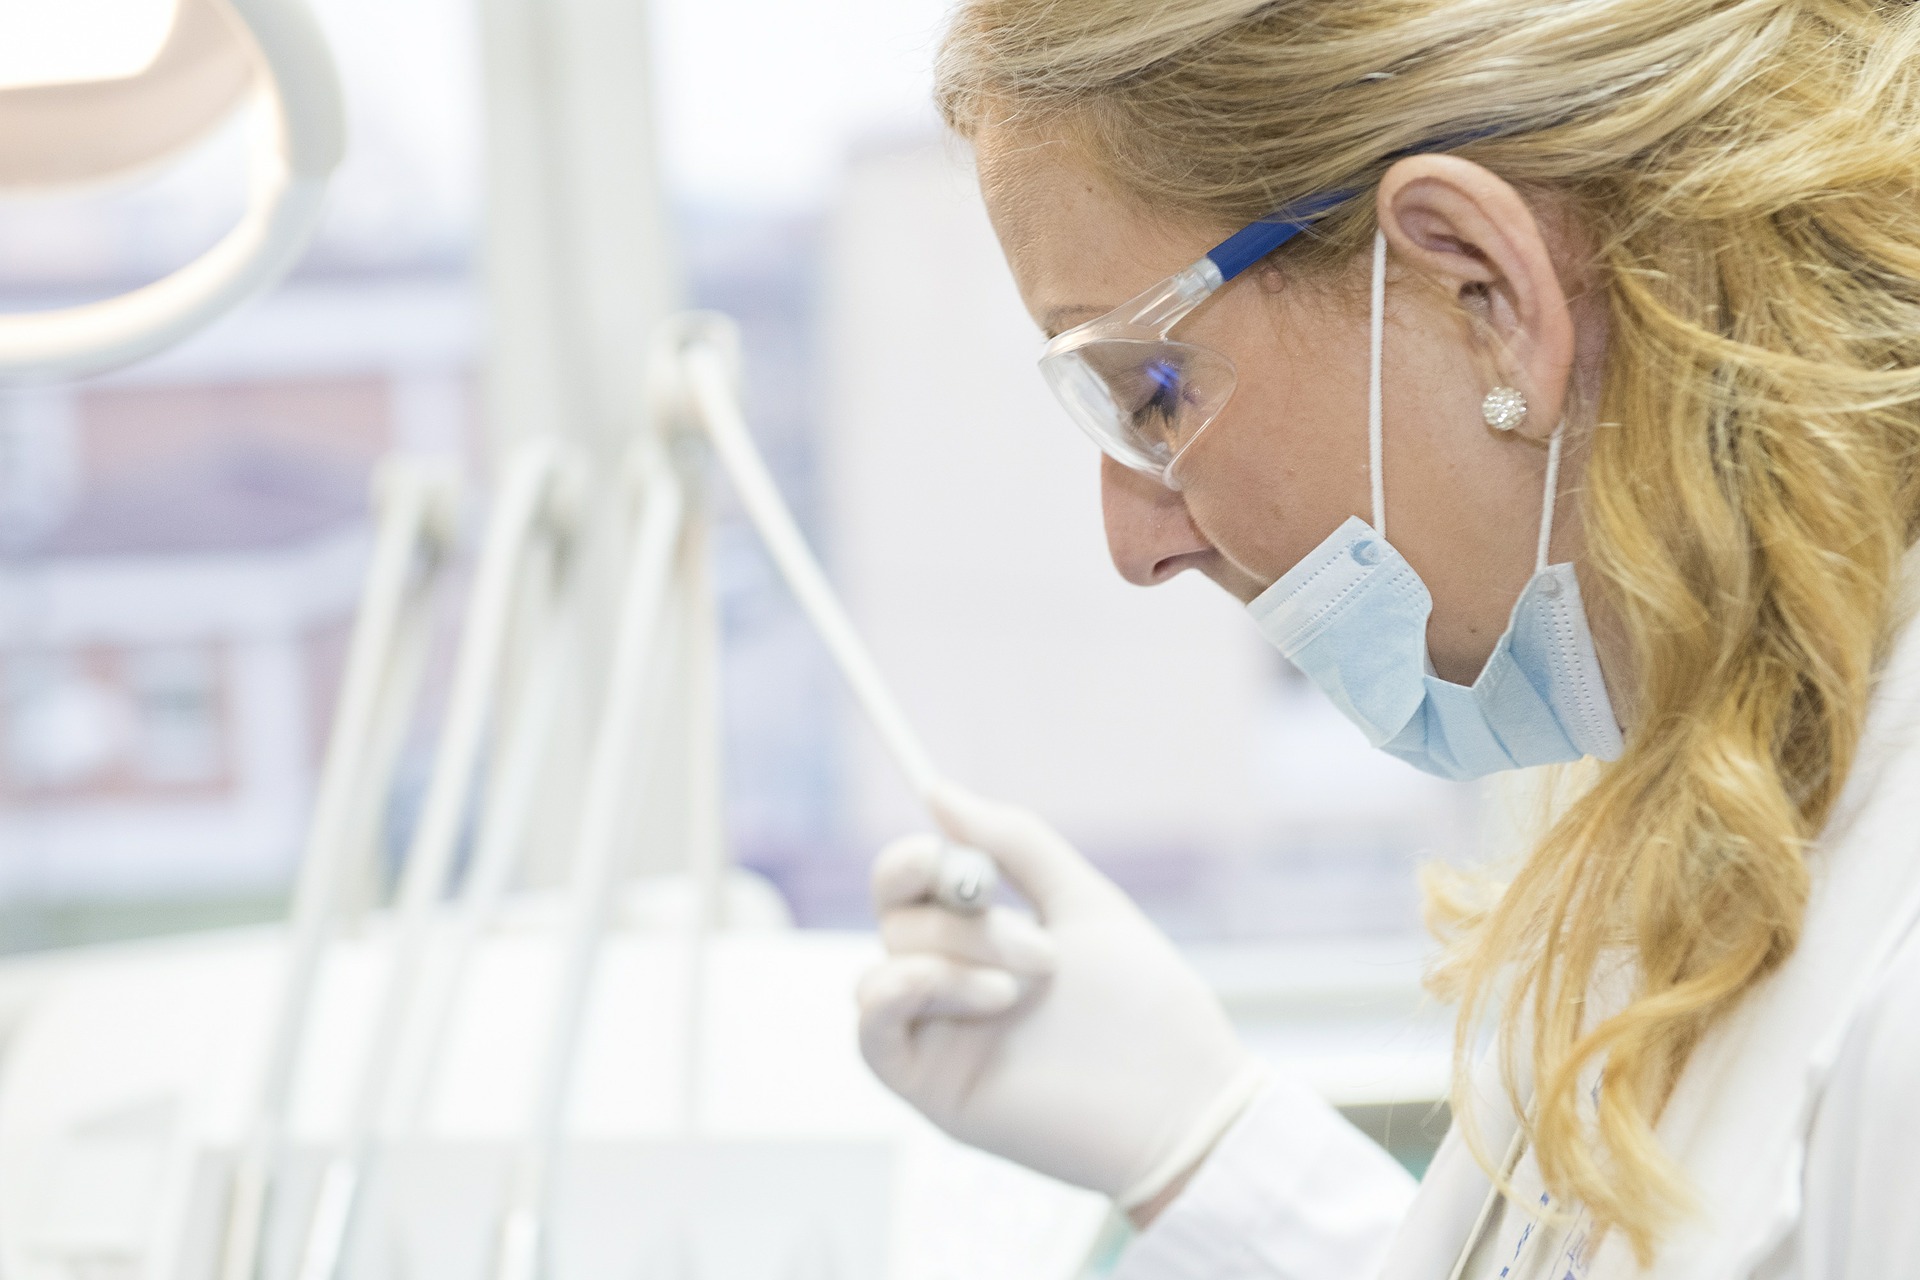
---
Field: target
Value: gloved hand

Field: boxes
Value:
[857,783,1266,1211]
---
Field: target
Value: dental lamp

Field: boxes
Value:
[0,0,345,380]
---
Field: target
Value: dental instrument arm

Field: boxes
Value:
[295,442,582,1280]
[678,331,996,914]
[491,451,688,1280]
[391,556,578,1131]
[219,461,459,1280]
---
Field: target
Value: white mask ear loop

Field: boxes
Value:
[1368,229,1388,536]
[1535,423,1564,572]
[1370,224,1564,571]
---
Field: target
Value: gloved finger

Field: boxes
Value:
[871,833,943,911]
[879,903,1058,975]
[856,955,1021,1073]
[857,953,1021,1023]
[927,782,1100,910]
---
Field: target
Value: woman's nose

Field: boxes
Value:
[1100,455,1216,586]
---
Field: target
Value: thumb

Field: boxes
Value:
[927,782,1100,912]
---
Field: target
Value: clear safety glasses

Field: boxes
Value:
[1038,189,1356,490]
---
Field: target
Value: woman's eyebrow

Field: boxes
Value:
[1041,303,1107,339]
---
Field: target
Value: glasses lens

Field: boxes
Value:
[1040,339,1235,483]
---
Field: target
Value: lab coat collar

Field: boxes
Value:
[1381,567,1920,1280]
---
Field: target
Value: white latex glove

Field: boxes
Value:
[857,784,1266,1211]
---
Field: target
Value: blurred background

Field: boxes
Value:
[0,0,1480,954]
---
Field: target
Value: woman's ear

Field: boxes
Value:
[1375,154,1576,439]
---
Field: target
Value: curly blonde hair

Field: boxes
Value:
[937,0,1920,1259]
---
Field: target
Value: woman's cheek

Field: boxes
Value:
[1182,436,1340,587]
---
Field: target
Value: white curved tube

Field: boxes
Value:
[681,334,998,913]
[295,441,580,1280]
[218,460,459,1280]
[684,342,936,794]
[491,453,687,1280]
[0,0,345,380]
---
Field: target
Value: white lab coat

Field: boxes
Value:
[1115,591,1920,1280]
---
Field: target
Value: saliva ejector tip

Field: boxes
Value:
[933,845,998,915]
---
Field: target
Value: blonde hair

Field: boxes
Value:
[938,0,1920,1260]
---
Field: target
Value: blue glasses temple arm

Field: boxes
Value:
[1204,127,1506,282]
[1204,188,1357,282]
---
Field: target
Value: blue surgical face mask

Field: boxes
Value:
[1245,232,1623,780]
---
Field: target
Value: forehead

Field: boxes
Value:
[974,125,1226,335]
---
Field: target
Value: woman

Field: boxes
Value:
[855,1,1920,1277]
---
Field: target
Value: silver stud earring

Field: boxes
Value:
[1481,386,1528,432]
